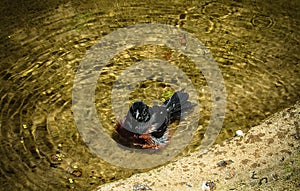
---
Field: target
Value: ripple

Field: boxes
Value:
[201,1,236,19]
[251,14,275,30]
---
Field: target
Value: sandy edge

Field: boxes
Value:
[96,101,300,191]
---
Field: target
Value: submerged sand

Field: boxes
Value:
[96,101,300,191]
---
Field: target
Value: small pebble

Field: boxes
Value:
[235,130,244,136]
[251,171,259,179]
[71,169,82,177]
[202,181,215,191]
[133,183,152,190]
[68,178,74,184]
[271,173,279,180]
[217,159,234,167]
[259,177,268,185]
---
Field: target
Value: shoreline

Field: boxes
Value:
[97,101,300,191]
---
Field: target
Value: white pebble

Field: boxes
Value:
[236,130,244,136]
[201,181,210,191]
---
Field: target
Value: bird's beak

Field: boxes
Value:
[135,110,140,119]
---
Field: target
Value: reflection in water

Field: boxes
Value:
[0,0,299,190]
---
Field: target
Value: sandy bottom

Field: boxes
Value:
[96,101,300,191]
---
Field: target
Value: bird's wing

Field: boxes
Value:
[164,89,196,120]
[148,105,169,138]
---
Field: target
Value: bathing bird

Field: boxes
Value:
[114,89,195,149]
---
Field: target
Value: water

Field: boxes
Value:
[0,0,299,190]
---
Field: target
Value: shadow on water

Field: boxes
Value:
[0,0,299,190]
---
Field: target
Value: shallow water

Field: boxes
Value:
[0,0,299,190]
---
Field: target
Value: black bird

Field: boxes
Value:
[114,89,195,149]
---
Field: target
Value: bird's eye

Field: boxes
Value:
[142,109,149,116]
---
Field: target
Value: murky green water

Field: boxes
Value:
[0,0,299,190]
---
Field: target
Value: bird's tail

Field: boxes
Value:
[163,89,195,121]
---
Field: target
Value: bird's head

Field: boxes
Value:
[129,101,151,122]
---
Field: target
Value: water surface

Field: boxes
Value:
[0,0,299,190]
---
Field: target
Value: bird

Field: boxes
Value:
[114,89,195,149]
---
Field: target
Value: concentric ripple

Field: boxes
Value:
[0,0,299,190]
